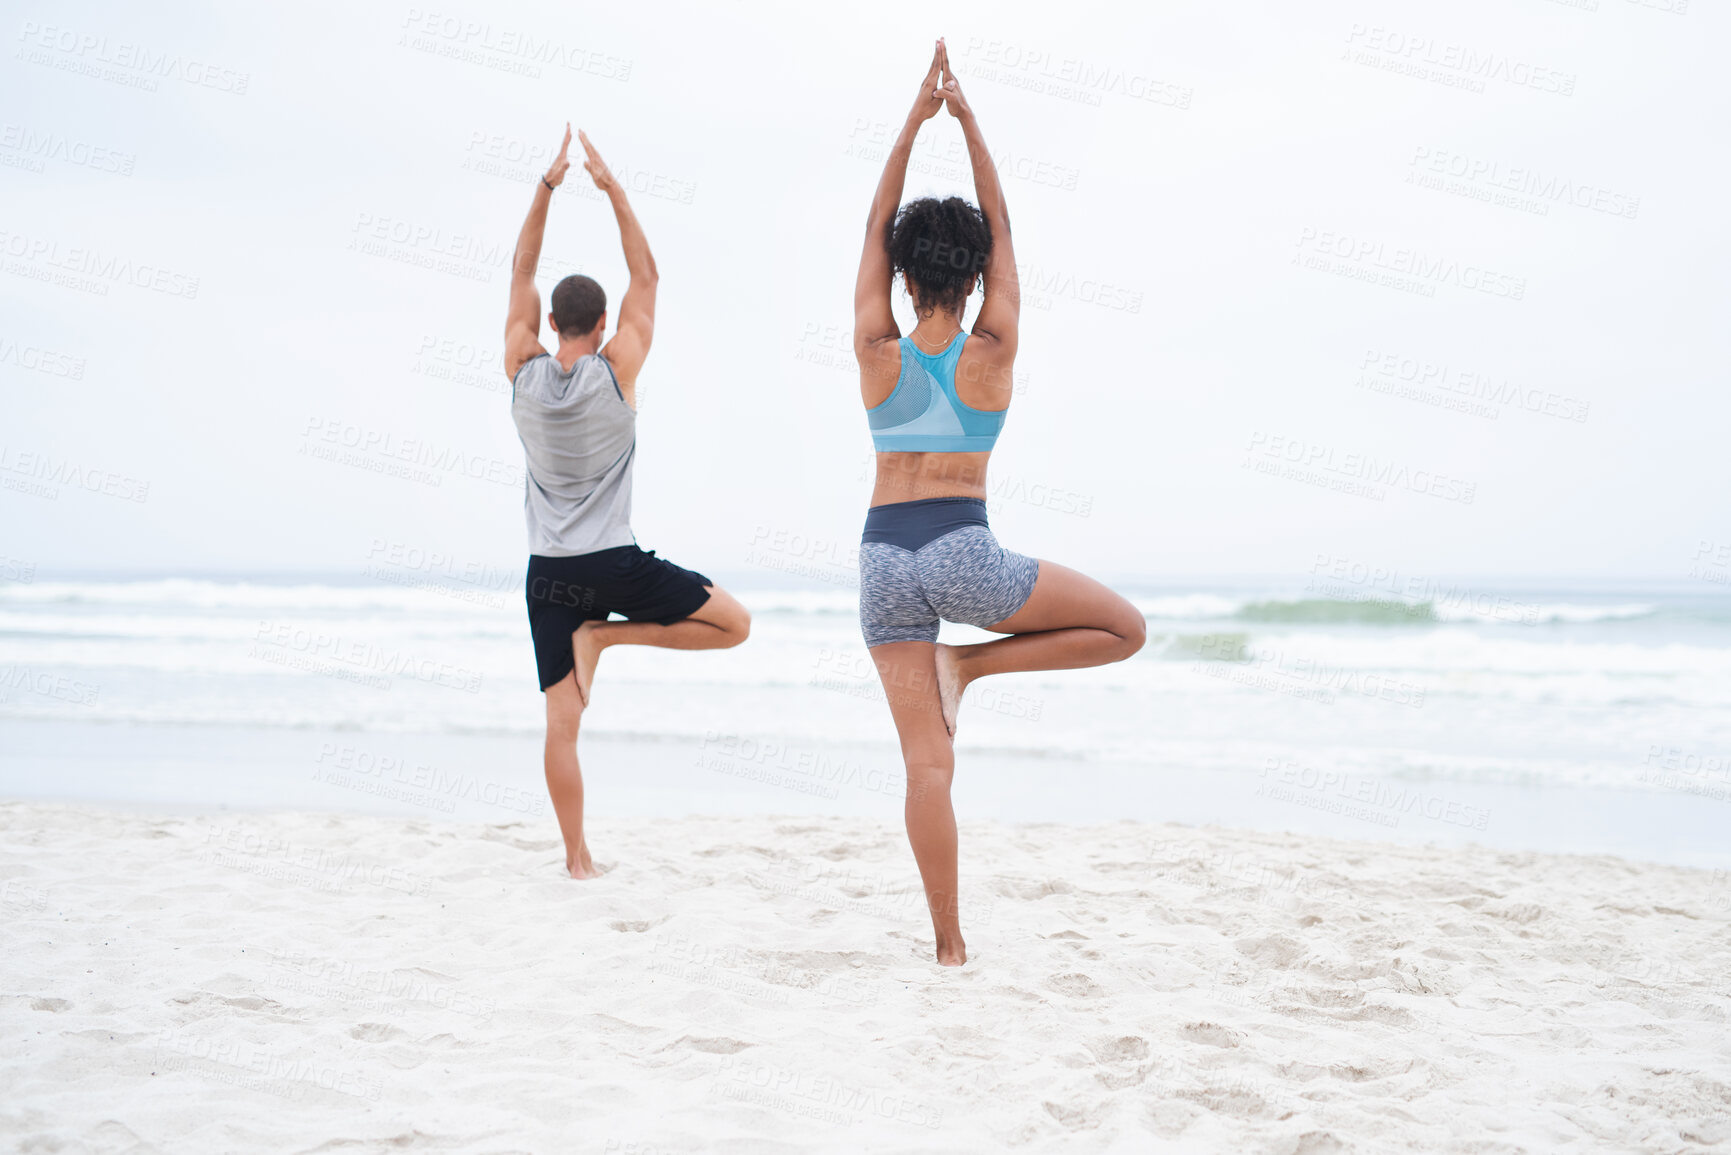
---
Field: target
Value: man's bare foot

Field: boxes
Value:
[566,843,601,879]
[933,643,964,738]
[572,621,604,707]
[935,935,967,967]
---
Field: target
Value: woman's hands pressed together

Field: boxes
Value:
[908,39,946,125]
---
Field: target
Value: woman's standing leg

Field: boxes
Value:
[869,639,968,966]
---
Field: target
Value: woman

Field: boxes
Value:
[853,41,1147,966]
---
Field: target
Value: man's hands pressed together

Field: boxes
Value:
[577,130,617,193]
[544,123,573,189]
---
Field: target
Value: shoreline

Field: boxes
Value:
[3,716,1728,871]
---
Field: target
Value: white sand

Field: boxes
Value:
[2,801,1728,1153]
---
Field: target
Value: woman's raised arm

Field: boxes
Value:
[853,41,947,364]
[939,43,1018,356]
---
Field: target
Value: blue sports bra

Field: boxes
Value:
[866,332,1008,453]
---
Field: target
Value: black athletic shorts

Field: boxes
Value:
[525,546,713,690]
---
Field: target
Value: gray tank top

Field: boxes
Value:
[510,353,636,557]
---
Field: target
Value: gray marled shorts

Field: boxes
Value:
[859,525,1041,648]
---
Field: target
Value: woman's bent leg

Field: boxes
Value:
[869,640,967,967]
[934,561,1145,733]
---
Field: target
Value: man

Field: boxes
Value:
[505,125,749,879]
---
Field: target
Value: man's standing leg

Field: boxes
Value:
[543,670,599,879]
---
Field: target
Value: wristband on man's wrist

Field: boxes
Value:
[541,175,555,191]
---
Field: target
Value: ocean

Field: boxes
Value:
[3,571,1728,867]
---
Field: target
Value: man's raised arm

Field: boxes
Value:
[504,124,573,382]
[582,131,658,391]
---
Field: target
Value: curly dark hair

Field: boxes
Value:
[887,196,992,316]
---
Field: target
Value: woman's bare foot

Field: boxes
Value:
[566,842,601,879]
[934,933,967,967]
[572,621,604,707]
[933,643,964,738]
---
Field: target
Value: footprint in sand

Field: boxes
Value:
[1179,1021,1242,1048]
[1047,972,1105,998]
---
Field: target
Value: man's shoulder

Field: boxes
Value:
[510,351,554,388]
[514,353,624,404]
[589,352,621,382]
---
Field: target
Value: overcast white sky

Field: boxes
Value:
[2,0,1726,584]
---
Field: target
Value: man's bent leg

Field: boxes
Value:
[572,585,750,703]
[544,670,600,879]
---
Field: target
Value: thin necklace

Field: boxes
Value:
[910,324,962,350]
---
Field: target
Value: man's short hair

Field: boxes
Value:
[551,275,606,338]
